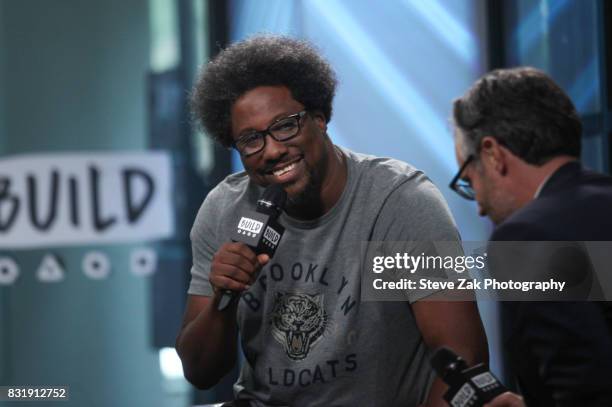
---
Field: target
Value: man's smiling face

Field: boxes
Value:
[231,85,331,205]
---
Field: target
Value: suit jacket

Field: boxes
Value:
[490,162,612,407]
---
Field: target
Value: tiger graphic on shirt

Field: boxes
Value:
[270,292,328,360]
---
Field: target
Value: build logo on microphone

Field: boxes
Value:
[263,226,281,248]
[237,217,263,237]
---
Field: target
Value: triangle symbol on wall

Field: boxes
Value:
[36,254,66,283]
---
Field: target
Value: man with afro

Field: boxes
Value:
[176,35,487,407]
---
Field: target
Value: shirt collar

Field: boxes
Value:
[533,172,554,199]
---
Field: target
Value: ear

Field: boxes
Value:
[479,136,508,176]
[310,111,327,133]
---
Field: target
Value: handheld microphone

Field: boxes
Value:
[431,347,507,407]
[217,184,287,311]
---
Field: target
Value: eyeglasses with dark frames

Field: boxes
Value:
[233,110,308,157]
[449,155,476,200]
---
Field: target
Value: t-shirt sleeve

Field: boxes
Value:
[371,172,462,302]
[373,171,460,242]
[187,194,222,297]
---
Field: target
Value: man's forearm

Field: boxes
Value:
[412,300,489,407]
[422,378,449,407]
[176,297,238,389]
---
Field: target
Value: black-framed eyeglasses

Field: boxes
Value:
[449,155,476,200]
[233,110,308,157]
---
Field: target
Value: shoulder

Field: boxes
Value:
[491,211,551,241]
[209,171,253,202]
[342,147,437,202]
[191,171,257,238]
[350,150,449,208]
[343,148,422,185]
[341,148,458,240]
[380,174,459,240]
[493,167,612,241]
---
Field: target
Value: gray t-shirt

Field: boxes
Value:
[188,147,460,407]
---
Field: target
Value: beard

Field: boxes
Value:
[284,170,321,215]
[284,145,332,220]
[283,159,331,220]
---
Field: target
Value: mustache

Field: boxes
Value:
[260,156,301,173]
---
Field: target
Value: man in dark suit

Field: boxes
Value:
[450,67,612,406]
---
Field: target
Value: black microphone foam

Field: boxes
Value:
[256,184,287,218]
[431,347,507,407]
[431,347,468,383]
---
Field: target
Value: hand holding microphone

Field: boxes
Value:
[212,184,287,311]
[210,242,269,297]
